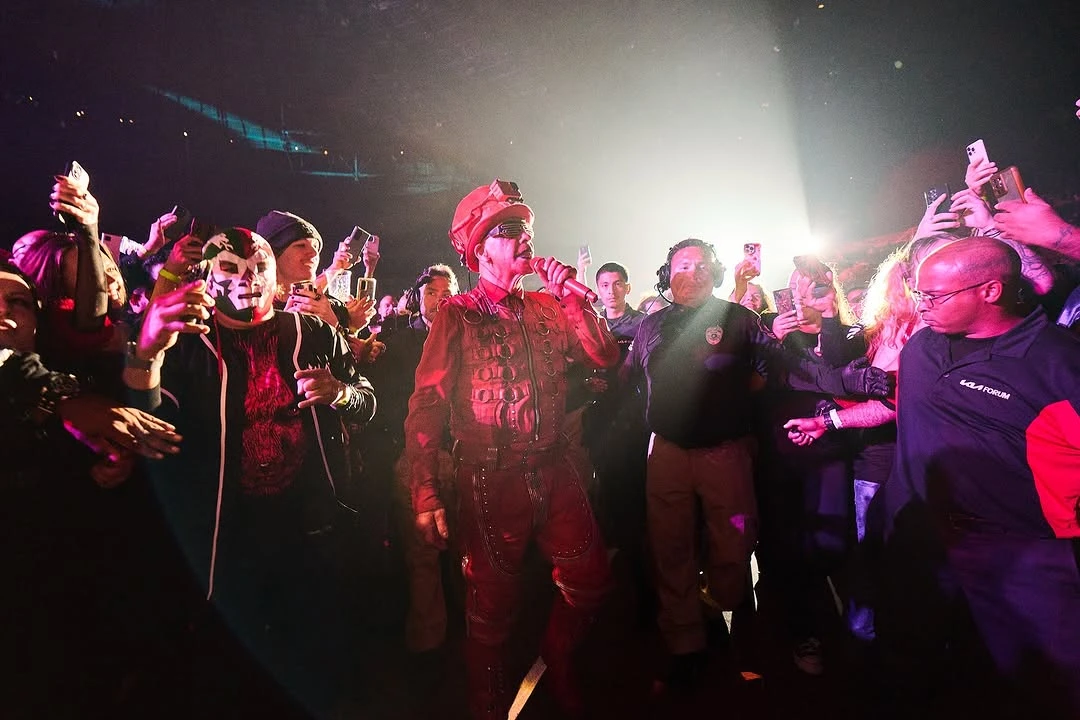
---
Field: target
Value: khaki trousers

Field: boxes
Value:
[647,434,757,654]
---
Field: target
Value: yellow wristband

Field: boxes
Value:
[159,268,183,283]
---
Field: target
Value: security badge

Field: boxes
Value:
[705,325,724,345]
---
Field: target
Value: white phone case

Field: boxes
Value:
[965,139,989,166]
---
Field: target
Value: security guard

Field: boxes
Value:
[881,238,1080,716]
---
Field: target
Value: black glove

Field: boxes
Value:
[840,357,892,398]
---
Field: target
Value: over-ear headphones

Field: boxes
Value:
[655,238,726,292]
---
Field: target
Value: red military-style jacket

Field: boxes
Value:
[403,278,619,514]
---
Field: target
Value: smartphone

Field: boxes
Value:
[986,166,1027,205]
[965,139,990,166]
[773,288,795,315]
[189,217,217,243]
[347,225,374,248]
[356,277,377,303]
[743,243,762,275]
[65,161,90,192]
[163,205,194,242]
[793,255,834,298]
[923,183,952,214]
[56,161,90,226]
[580,244,592,264]
[290,280,319,299]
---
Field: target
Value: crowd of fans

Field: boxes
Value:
[2,100,1079,720]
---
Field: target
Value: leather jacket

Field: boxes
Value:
[404,279,618,514]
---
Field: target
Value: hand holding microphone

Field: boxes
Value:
[530,256,597,304]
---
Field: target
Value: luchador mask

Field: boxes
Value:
[202,228,275,323]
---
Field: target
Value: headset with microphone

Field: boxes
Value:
[655,238,726,293]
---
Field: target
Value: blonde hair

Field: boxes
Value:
[860,234,956,359]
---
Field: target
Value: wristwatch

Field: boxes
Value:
[821,412,837,432]
[37,372,81,417]
[125,341,161,371]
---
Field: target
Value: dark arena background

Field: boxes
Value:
[4,0,1078,293]
[2,1,1079,719]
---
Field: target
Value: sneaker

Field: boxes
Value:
[792,637,824,676]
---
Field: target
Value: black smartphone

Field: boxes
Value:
[923,183,952,214]
[189,217,217,243]
[163,205,194,242]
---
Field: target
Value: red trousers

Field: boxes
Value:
[454,448,611,718]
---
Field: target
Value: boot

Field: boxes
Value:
[539,598,596,718]
[465,637,511,720]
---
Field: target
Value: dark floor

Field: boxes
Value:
[7,530,1021,720]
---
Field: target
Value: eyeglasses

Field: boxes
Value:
[911,280,990,308]
[488,220,533,239]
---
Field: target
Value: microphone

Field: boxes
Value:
[530,257,598,304]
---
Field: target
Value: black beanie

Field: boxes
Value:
[255,210,323,256]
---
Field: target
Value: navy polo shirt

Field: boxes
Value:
[888,309,1080,539]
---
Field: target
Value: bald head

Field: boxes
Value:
[915,238,1027,337]
[919,238,1021,288]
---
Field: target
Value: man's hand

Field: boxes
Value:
[783,416,826,446]
[993,188,1078,258]
[950,188,994,231]
[840,357,892,398]
[914,193,961,239]
[50,176,100,230]
[965,156,998,193]
[346,333,385,364]
[162,235,205,279]
[345,296,377,332]
[415,508,449,549]
[295,367,345,409]
[139,281,213,358]
[285,291,339,327]
[145,212,179,256]
[770,310,800,342]
[533,257,579,301]
[58,394,183,461]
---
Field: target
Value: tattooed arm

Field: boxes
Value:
[993,188,1080,262]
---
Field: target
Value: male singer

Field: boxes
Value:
[402,179,618,719]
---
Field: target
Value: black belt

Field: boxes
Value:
[452,440,565,471]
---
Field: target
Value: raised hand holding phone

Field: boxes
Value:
[362,233,380,277]
[949,188,993,230]
[743,243,761,276]
[913,192,961,239]
[51,163,99,230]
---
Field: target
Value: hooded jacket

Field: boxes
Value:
[130,311,375,598]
